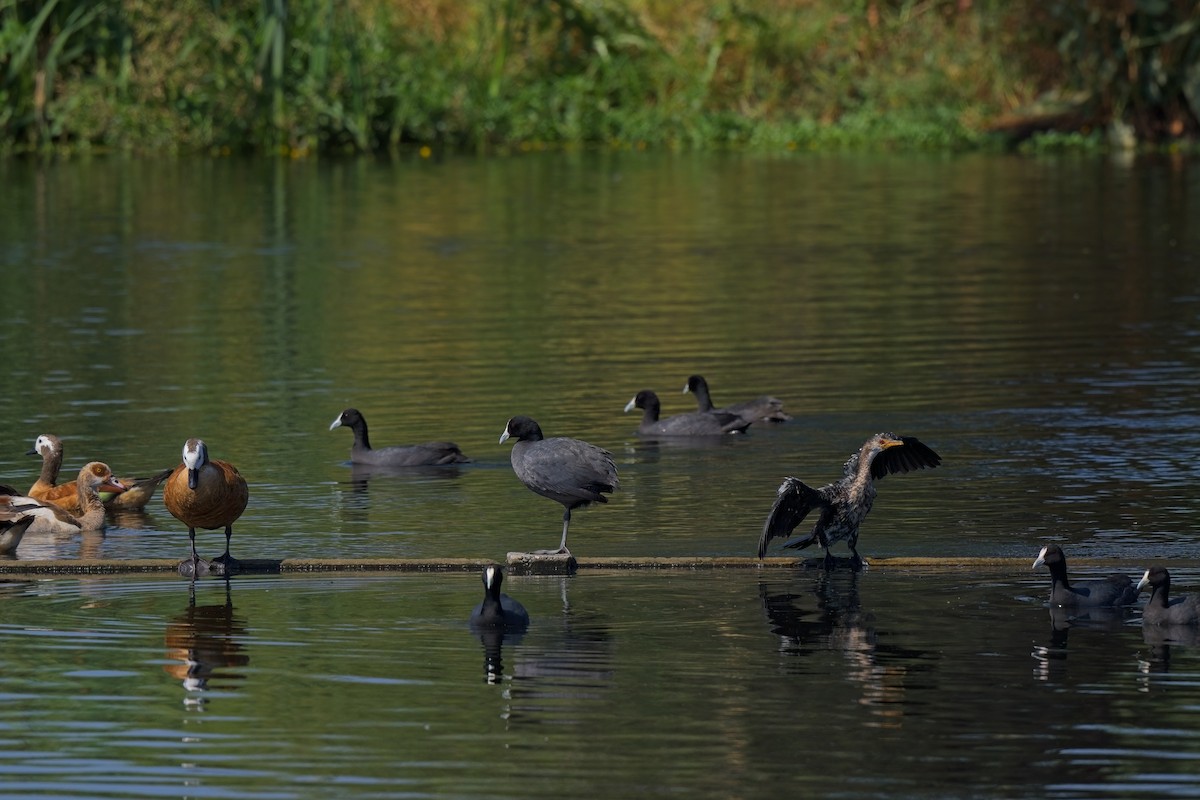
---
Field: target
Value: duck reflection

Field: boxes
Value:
[164,580,249,703]
[11,528,106,560]
[105,507,157,531]
[759,571,920,728]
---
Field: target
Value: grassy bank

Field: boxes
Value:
[2,0,1198,156]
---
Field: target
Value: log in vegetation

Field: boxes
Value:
[1,0,1198,155]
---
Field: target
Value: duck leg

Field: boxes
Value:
[179,527,210,579]
[210,525,239,576]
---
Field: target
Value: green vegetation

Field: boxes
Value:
[1,0,1198,155]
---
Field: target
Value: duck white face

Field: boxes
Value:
[183,439,209,490]
[34,435,57,456]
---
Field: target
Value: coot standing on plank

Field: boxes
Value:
[499,416,618,555]
[470,565,530,631]
[164,439,249,578]
[1138,567,1200,626]
[330,408,470,466]
[624,389,751,437]
[683,375,791,424]
[1032,544,1139,607]
[758,432,941,569]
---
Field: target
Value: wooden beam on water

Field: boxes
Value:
[0,554,1178,579]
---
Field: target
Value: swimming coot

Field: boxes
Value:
[1031,544,1139,607]
[469,565,530,631]
[684,375,791,424]
[1138,566,1200,627]
[330,408,470,466]
[624,389,750,437]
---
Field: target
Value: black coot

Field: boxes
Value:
[624,390,750,437]
[469,566,530,631]
[1032,544,1140,607]
[500,415,618,555]
[1139,566,1200,626]
[330,408,470,466]
[684,375,791,423]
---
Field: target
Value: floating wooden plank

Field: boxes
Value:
[0,554,1174,579]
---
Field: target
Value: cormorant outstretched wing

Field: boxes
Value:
[870,436,941,481]
[758,477,826,558]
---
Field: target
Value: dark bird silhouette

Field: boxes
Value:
[1139,566,1200,627]
[470,566,530,631]
[758,432,940,568]
[164,439,249,578]
[624,389,750,437]
[684,375,791,423]
[329,408,470,466]
[1031,544,1139,607]
[499,415,618,555]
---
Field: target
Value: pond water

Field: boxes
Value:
[1,150,1200,797]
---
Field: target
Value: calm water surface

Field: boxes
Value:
[2,150,1200,797]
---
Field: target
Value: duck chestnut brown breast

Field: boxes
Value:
[164,439,249,579]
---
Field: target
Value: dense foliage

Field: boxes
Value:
[0,0,1196,155]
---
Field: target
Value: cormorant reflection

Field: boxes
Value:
[164,579,249,703]
[759,570,925,727]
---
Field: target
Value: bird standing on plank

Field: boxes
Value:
[758,432,940,569]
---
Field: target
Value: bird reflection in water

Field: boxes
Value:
[496,577,615,725]
[1139,624,1200,676]
[1032,605,1130,682]
[164,580,249,706]
[759,571,918,728]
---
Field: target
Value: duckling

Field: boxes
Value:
[27,433,172,512]
[163,439,249,578]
